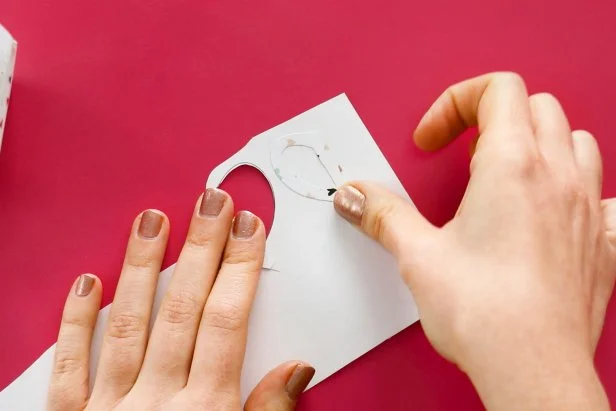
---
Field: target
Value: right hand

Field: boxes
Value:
[334,72,616,410]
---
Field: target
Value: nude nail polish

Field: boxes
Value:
[75,274,95,297]
[138,210,163,239]
[232,211,258,239]
[199,188,226,217]
[286,363,316,400]
[333,185,365,225]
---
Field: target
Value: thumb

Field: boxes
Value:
[333,182,437,257]
[244,362,315,411]
[333,182,438,279]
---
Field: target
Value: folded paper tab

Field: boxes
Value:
[0,25,16,150]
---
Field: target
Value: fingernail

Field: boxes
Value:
[138,210,163,239]
[199,188,227,217]
[232,211,258,239]
[333,185,365,225]
[286,363,316,400]
[75,274,95,297]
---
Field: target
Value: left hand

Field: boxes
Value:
[47,189,314,410]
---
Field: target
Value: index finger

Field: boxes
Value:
[414,72,534,151]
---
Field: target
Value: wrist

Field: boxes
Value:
[462,342,609,411]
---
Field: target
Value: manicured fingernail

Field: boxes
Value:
[286,363,316,400]
[75,274,95,297]
[333,185,365,225]
[199,188,227,217]
[138,210,163,239]
[232,211,258,239]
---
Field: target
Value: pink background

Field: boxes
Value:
[1,1,615,409]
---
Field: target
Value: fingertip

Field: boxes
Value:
[73,273,101,298]
[285,362,316,401]
[67,274,102,309]
[334,181,438,269]
[333,184,365,226]
[413,128,436,152]
[245,361,315,411]
[139,208,167,219]
[198,188,234,218]
[133,208,169,240]
[413,107,432,149]
[413,101,442,152]
[413,90,470,152]
[232,210,264,240]
[414,72,534,154]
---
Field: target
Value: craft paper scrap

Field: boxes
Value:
[0,94,419,408]
[0,25,16,150]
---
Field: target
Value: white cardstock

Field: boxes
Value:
[0,25,17,150]
[0,94,419,408]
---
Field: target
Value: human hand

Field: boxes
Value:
[47,191,314,410]
[334,73,616,410]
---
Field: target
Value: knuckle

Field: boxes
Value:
[53,349,83,377]
[563,179,589,205]
[61,312,92,331]
[47,388,86,411]
[573,129,599,151]
[497,143,541,177]
[106,312,145,342]
[160,291,199,325]
[572,129,595,140]
[603,199,616,232]
[529,92,559,105]
[125,242,161,269]
[371,202,397,245]
[223,247,257,267]
[184,234,214,251]
[494,71,526,88]
[197,392,239,411]
[126,251,159,269]
[203,302,245,334]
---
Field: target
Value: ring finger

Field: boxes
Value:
[90,210,168,404]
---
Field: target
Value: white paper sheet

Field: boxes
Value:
[0,25,17,150]
[0,94,419,408]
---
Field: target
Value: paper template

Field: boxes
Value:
[0,94,419,408]
[0,25,16,150]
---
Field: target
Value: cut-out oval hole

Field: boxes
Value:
[281,145,334,189]
[218,165,274,235]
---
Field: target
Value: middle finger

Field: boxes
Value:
[138,189,233,391]
[188,211,265,394]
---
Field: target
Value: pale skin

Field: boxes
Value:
[48,72,616,410]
